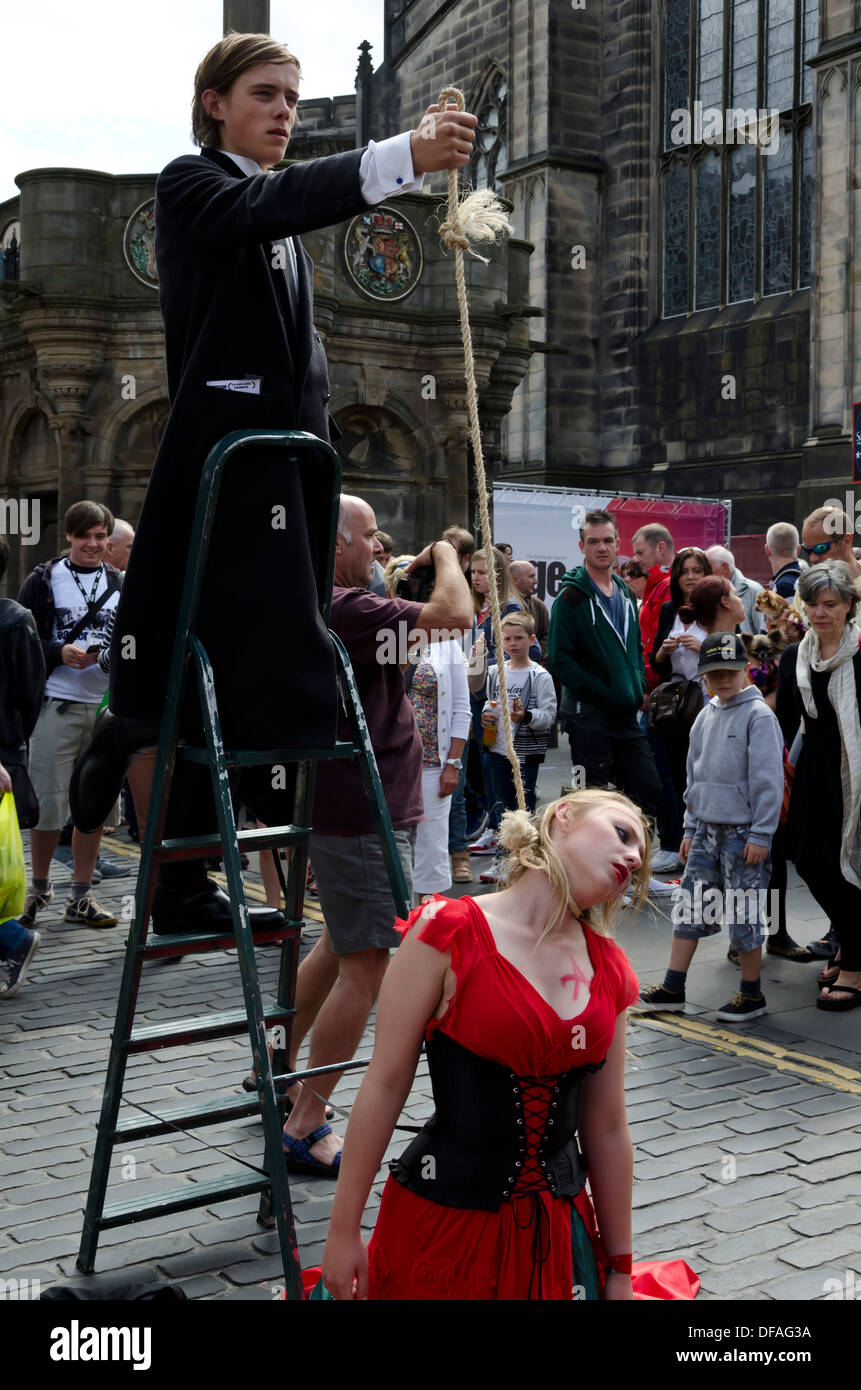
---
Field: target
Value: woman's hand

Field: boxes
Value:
[0,762,11,794]
[657,637,679,658]
[321,1232,370,1300]
[676,633,702,653]
[604,1271,634,1301]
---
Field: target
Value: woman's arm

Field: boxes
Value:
[577,1015,634,1300]
[650,603,676,678]
[322,920,451,1299]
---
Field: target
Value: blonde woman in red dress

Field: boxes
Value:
[321,788,651,1301]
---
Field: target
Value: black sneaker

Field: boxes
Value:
[64,894,119,928]
[20,886,54,927]
[0,929,40,999]
[631,984,686,1012]
[715,990,767,1021]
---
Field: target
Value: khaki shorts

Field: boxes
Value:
[29,697,120,831]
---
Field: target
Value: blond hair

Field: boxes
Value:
[496,789,653,939]
[500,609,535,636]
[192,32,302,148]
[471,545,522,615]
[383,554,415,599]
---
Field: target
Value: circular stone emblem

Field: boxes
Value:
[342,204,422,302]
[123,199,158,288]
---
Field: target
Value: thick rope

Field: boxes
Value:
[436,86,526,811]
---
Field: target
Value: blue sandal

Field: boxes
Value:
[282,1122,342,1177]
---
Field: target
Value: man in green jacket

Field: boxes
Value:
[548,510,664,851]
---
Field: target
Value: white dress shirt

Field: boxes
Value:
[219,134,423,296]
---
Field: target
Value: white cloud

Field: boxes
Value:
[1,0,384,204]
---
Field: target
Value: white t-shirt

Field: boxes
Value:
[487,664,534,757]
[44,561,120,703]
[669,613,708,684]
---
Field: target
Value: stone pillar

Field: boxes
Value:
[800,0,861,517]
[223,1,269,35]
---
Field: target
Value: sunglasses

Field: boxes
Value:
[799,540,838,559]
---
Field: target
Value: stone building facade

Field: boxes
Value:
[358,0,861,560]
[2,0,860,591]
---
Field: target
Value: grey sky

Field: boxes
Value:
[1,0,383,205]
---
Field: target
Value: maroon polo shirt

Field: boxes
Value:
[312,586,425,836]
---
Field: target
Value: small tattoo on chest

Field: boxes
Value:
[560,955,591,1003]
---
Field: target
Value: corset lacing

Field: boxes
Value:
[510,1073,564,1299]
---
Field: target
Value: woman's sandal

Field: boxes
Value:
[816,957,841,988]
[816,983,861,1012]
[282,1122,342,1177]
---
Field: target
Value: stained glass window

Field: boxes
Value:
[661,0,817,315]
[663,163,690,317]
[695,152,722,308]
[728,143,756,302]
[665,0,691,149]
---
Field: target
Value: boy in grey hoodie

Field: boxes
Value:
[633,632,785,1021]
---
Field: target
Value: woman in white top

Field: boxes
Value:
[385,558,471,902]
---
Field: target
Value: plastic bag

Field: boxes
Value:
[0,793,27,927]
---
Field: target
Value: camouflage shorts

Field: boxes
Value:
[672,821,772,952]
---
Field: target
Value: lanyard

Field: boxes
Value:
[64,559,103,608]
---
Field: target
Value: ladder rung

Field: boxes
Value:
[154,825,310,859]
[140,921,300,957]
[126,1004,294,1052]
[97,1170,269,1230]
[113,1084,294,1140]
[178,741,358,766]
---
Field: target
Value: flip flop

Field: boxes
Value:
[816,984,861,1012]
[816,958,841,988]
[282,1122,342,1177]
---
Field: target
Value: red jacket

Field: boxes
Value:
[640,566,671,690]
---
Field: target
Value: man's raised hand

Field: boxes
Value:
[410,103,477,174]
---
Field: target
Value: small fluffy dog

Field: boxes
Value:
[755,588,806,642]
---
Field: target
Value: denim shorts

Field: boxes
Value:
[672,821,772,953]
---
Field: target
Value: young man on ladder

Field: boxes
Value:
[71,31,477,932]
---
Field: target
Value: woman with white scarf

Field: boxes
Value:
[776,561,861,1011]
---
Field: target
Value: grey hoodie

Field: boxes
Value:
[683,685,784,848]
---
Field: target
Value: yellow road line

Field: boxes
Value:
[633,1011,861,1094]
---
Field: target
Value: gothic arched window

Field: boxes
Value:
[471,72,508,194]
[661,0,817,317]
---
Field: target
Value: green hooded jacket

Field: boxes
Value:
[547,565,647,719]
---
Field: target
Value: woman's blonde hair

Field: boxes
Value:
[496,788,653,940]
[192,32,302,148]
[383,554,415,599]
[471,546,522,615]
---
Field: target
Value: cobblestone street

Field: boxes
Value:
[2,749,860,1304]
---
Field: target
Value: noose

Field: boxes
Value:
[435,85,526,813]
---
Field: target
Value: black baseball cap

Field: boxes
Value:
[697,631,748,673]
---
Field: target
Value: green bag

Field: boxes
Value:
[0,793,27,926]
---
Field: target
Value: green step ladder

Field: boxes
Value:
[76,429,410,1300]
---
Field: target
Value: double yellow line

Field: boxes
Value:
[633,1011,861,1094]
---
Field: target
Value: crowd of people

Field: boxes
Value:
[2,487,860,1301]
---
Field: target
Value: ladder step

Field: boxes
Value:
[140,921,300,958]
[114,1084,294,1140]
[126,1004,294,1052]
[179,740,358,767]
[155,825,310,860]
[98,1170,269,1230]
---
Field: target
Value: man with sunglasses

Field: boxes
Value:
[800,506,861,576]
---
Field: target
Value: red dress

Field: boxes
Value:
[366,894,640,1301]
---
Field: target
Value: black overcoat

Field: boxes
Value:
[111,144,365,750]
